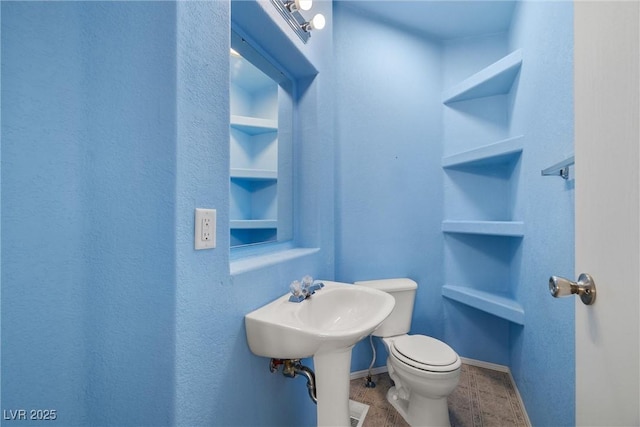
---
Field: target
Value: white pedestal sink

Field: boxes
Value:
[245,281,395,427]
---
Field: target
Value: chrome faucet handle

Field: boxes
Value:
[290,280,302,295]
[308,282,324,294]
[289,280,305,302]
[301,275,313,294]
[288,277,324,302]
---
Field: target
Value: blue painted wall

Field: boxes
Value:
[507,2,575,425]
[333,3,445,372]
[334,2,574,425]
[2,3,177,424]
[2,1,333,426]
[2,0,574,425]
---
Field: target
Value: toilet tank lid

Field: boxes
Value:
[354,278,417,292]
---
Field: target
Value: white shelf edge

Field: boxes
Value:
[230,115,277,134]
[442,135,524,168]
[443,49,523,104]
[230,219,277,230]
[442,284,525,325]
[230,168,277,180]
[442,220,524,237]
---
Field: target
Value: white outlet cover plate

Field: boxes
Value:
[194,208,216,250]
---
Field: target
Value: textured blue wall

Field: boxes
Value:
[333,4,444,371]
[2,1,333,426]
[440,33,513,366]
[334,4,574,425]
[2,3,177,424]
[2,1,574,425]
[507,2,575,425]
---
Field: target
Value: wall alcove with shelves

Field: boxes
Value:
[229,29,294,248]
[229,69,279,246]
[441,49,525,326]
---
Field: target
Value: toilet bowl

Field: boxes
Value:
[383,335,461,427]
[355,279,461,427]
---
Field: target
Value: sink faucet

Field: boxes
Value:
[289,276,324,302]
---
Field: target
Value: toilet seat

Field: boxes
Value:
[390,335,461,373]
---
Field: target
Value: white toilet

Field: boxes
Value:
[355,278,461,427]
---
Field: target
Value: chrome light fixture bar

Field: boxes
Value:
[270,0,325,44]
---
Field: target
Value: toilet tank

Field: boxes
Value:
[354,278,417,337]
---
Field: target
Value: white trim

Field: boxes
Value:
[349,365,387,381]
[460,356,510,372]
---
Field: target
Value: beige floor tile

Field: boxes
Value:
[350,364,527,427]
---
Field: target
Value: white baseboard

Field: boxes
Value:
[350,365,387,380]
[350,358,509,379]
[460,356,510,372]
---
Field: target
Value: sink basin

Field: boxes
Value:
[245,281,395,359]
[245,280,395,426]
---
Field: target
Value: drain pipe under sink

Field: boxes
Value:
[270,358,317,404]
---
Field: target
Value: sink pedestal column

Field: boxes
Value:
[313,347,353,427]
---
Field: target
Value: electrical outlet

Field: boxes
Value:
[202,217,212,241]
[195,208,216,250]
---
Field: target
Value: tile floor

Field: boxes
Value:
[349,363,529,427]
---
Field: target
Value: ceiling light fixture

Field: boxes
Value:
[270,0,325,43]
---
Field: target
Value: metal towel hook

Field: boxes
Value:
[549,273,596,305]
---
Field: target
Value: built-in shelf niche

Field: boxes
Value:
[441,49,525,325]
[230,49,279,246]
[443,136,523,224]
[230,219,278,229]
[442,49,523,104]
[442,285,524,325]
[442,135,523,169]
[442,231,524,325]
[442,220,524,237]
[230,115,278,135]
[230,168,277,180]
[442,142,522,224]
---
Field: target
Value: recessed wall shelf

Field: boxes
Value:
[442,47,526,337]
[230,220,277,230]
[442,49,523,104]
[442,284,524,325]
[230,168,278,180]
[229,50,280,247]
[442,220,524,237]
[230,115,278,135]
[442,136,524,169]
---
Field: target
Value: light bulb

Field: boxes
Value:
[297,0,312,11]
[304,13,325,31]
[286,0,312,12]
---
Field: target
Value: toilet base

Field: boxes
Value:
[386,385,451,427]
